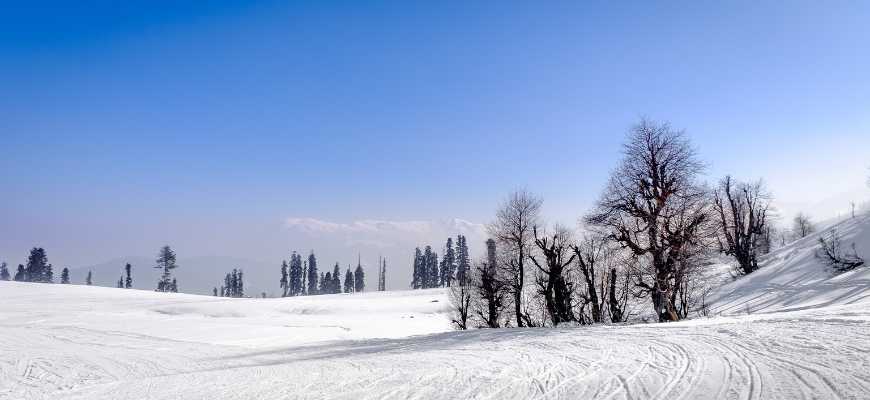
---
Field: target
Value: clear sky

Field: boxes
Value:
[2,1,869,286]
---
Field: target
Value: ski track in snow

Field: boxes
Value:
[2,283,869,399]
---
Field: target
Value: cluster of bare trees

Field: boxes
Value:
[449,189,634,329]
[450,117,801,328]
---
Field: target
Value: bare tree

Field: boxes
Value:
[570,234,608,323]
[606,262,631,323]
[569,233,633,324]
[488,189,542,327]
[712,176,772,275]
[448,282,473,330]
[473,260,507,328]
[672,244,713,319]
[756,224,778,255]
[586,118,712,322]
[528,225,577,326]
[792,212,815,239]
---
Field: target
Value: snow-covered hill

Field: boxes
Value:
[709,213,870,315]
[2,217,869,399]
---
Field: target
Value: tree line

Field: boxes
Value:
[1,247,91,287]
[272,251,379,297]
[444,118,854,330]
[2,243,392,298]
[0,245,181,292]
[410,235,471,289]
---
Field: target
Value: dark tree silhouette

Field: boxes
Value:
[586,119,712,322]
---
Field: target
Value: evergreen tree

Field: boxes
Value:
[379,257,386,291]
[60,267,70,284]
[354,261,365,293]
[117,276,124,288]
[155,245,178,292]
[332,263,341,294]
[45,264,53,283]
[170,278,178,292]
[307,252,319,295]
[344,268,354,293]
[14,264,25,281]
[227,269,241,297]
[423,246,438,288]
[321,272,331,294]
[125,263,133,288]
[236,269,244,297]
[290,252,303,296]
[280,260,289,297]
[441,237,456,287]
[86,270,93,285]
[302,261,308,295]
[455,235,471,286]
[0,262,9,281]
[26,247,49,282]
[412,247,423,289]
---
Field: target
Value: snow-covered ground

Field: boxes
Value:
[2,215,869,399]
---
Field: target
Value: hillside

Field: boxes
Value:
[708,213,870,315]
[3,257,870,399]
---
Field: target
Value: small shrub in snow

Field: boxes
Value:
[816,230,864,273]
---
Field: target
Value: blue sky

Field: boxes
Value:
[2,1,869,276]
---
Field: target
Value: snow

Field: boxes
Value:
[708,213,870,315]
[2,215,869,399]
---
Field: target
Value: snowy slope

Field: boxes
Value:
[2,281,869,399]
[3,216,870,399]
[708,213,870,315]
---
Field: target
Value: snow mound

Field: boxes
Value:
[708,213,870,315]
[0,282,451,348]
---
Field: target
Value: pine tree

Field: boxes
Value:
[117,276,124,288]
[14,265,25,281]
[455,235,471,286]
[379,257,386,291]
[0,262,9,281]
[26,247,49,282]
[60,267,70,284]
[86,270,93,285]
[321,272,331,294]
[228,269,240,297]
[170,278,178,293]
[289,252,303,296]
[441,237,456,287]
[412,247,423,289]
[237,269,244,297]
[307,252,319,295]
[155,245,178,292]
[344,268,354,293]
[354,261,365,293]
[302,261,308,295]
[422,246,438,288]
[329,263,339,294]
[125,263,133,288]
[45,264,53,283]
[280,260,289,297]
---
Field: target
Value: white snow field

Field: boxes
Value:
[2,215,869,399]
